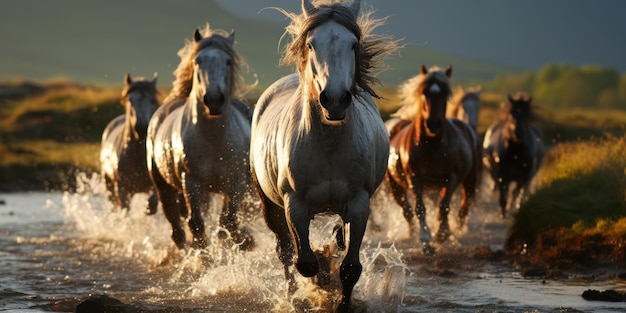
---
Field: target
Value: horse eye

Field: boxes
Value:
[226,59,231,66]
[352,42,359,50]
[307,42,313,50]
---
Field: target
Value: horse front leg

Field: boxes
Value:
[413,185,434,255]
[182,176,208,249]
[336,190,370,311]
[285,193,318,278]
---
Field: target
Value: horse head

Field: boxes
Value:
[191,29,236,116]
[418,64,452,137]
[505,92,532,142]
[122,72,158,139]
[298,0,362,122]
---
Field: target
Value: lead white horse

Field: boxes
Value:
[250,0,397,310]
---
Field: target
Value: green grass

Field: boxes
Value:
[507,134,626,267]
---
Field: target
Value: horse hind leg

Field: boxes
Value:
[252,173,297,292]
[498,181,509,218]
[458,178,477,229]
[218,193,254,251]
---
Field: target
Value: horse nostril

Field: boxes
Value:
[319,91,330,108]
[341,91,352,108]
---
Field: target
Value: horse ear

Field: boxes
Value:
[475,85,482,93]
[152,72,158,85]
[420,65,428,75]
[508,94,514,103]
[227,30,235,45]
[445,64,452,77]
[302,0,315,16]
[349,0,361,17]
[194,29,203,42]
[124,73,132,86]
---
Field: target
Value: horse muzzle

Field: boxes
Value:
[203,93,225,116]
[319,90,352,121]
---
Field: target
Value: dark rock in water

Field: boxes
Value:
[522,265,547,278]
[582,289,626,302]
[617,272,626,280]
[75,294,126,313]
[0,199,6,205]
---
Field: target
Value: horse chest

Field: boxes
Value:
[410,140,456,183]
[285,144,366,208]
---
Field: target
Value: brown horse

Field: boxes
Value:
[385,65,482,254]
[100,73,159,214]
[482,92,544,218]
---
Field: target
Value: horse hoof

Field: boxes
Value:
[422,244,436,256]
[434,231,450,244]
[295,258,319,277]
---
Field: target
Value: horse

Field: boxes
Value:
[100,73,159,214]
[146,24,254,250]
[249,0,397,310]
[482,92,544,218]
[447,85,481,132]
[385,65,482,254]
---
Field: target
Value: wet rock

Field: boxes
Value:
[582,289,626,302]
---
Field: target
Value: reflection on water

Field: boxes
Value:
[0,172,624,312]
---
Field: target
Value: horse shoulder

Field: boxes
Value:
[253,74,299,125]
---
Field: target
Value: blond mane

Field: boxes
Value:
[164,23,248,104]
[392,66,452,120]
[276,0,398,99]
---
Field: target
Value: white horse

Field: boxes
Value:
[250,0,397,310]
[147,25,254,250]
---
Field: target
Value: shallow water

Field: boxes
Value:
[0,172,624,312]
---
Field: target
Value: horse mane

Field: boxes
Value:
[276,0,398,100]
[163,23,249,104]
[392,66,452,120]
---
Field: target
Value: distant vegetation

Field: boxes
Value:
[480,63,626,110]
[507,135,626,268]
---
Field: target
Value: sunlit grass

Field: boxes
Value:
[507,134,626,267]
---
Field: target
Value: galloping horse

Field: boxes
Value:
[250,0,397,309]
[483,92,544,218]
[447,85,481,132]
[385,65,482,254]
[100,73,159,214]
[146,25,254,250]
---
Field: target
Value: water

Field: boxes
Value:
[1,172,625,312]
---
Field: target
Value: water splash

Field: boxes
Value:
[56,172,409,312]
